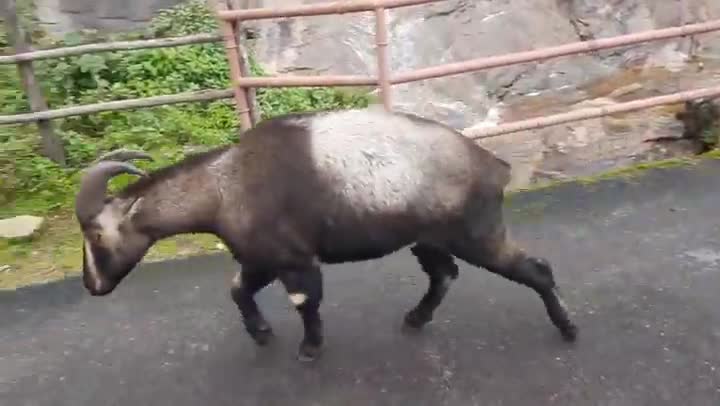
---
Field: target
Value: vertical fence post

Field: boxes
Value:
[374,7,392,110]
[213,0,252,132]
[679,0,699,60]
[5,0,66,165]
[227,0,259,125]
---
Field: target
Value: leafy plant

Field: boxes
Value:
[148,0,220,36]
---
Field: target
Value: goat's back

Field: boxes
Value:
[216,107,510,227]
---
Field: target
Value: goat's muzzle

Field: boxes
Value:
[81,242,120,296]
[84,280,116,296]
[82,270,117,296]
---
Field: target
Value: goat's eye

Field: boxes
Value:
[94,232,102,242]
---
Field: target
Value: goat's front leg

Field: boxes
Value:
[230,267,277,346]
[278,266,324,362]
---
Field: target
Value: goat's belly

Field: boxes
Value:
[317,245,404,264]
[317,234,411,264]
[312,180,468,264]
[316,214,422,264]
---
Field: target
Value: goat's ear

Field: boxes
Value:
[121,197,144,221]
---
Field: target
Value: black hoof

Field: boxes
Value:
[560,323,579,342]
[297,341,322,362]
[247,323,274,346]
[403,309,432,330]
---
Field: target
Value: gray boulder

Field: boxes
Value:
[0,215,45,240]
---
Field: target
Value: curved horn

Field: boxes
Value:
[75,161,147,224]
[93,149,154,164]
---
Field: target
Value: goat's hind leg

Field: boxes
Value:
[230,267,277,346]
[403,243,459,330]
[450,228,578,342]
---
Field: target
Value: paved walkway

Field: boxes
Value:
[2,159,720,406]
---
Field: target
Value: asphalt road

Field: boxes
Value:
[2,159,720,406]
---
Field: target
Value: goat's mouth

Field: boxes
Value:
[87,285,115,296]
[83,273,118,296]
[81,265,125,296]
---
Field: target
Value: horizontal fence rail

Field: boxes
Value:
[4,84,719,138]
[216,0,443,21]
[465,86,720,139]
[392,19,720,84]
[0,33,223,64]
[218,18,720,88]
[0,89,234,125]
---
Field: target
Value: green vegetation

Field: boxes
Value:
[700,118,720,151]
[0,0,371,289]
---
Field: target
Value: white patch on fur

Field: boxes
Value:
[307,108,474,215]
[92,198,142,253]
[96,205,122,247]
[288,293,307,306]
[125,197,144,220]
[557,296,568,311]
[83,198,143,293]
[83,238,104,292]
[441,276,454,290]
[554,288,569,313]
[231,272,242,287]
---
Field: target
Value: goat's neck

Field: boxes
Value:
[132,174,221,240]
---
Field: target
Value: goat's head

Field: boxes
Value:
[74,149,154,296]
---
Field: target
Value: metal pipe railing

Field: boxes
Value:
[375,7,392,109]
[220,19,720,89]
[216,0,443,21]
[393,19,720,85]
[216,0,253,131]
[465,85,720,139]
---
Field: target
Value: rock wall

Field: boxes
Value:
[9,0,181,35]
[22,0,268,35]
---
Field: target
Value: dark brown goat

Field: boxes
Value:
[74,106,578,361]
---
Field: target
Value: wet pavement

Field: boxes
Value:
[2,158,720,405]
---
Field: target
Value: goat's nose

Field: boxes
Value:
[83,270,111,296]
